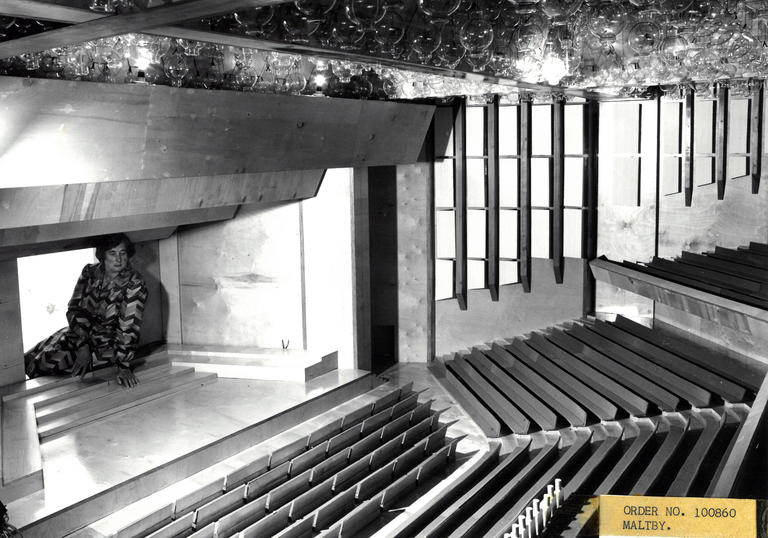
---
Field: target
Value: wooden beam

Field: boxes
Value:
[751,80,764,194]
[582,99,599,315]
[453,98,468,310]
[552,96,565,283]
[0,170,323,230]
[716,83,729,200]
[519,95,532,293]
[0,261,25,386]
[0,77,433,185]
[0,0,293,59]
[486,95,500,301]
[0,206,234,249]
[352,167,372,371]
[0,0,98,22]
[683,88,695,206]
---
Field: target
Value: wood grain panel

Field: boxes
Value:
[435,258,584,356]
[396,163,432,363]
[0,207,233,249]
[178,203,305,348]
[590,258,768,344]
[352,167,372,371]
[0,170,322,230]
[0,77,433,187]
[658,174,768,258]
[0,261,25,386]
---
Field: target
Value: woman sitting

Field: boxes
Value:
[24,233,148,388]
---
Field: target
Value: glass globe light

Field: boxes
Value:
[659,28,689,64]
[540,0,583,24]
[507,0,541,15]
[627,16,661,55]
[459,16,494,54]
[541,48,568,84]
[372,10,405,52]
[465,49,492,71]
[587,2,628,45]
[411,23,442,64]
[417,0,463,24]
[234,7,275,36]
[658,0,692,14]
[294,0,336,18]
[435,24,466,68]
[515,14,547,53]
[163,51,189,87]
[345,0,383,29]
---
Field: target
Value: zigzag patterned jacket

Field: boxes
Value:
[67,263,148,370]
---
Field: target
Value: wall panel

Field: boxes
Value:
[658,175,768,257]
[0,76,433,188]
[435,258,584,356]
[0,260,25,385]
[397,163,432,363]
[177,202,304,349]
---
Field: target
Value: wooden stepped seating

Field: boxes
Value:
[410,401,752,538]
[541,389,767,536]
[0,357,175,503]
[119,382,465,538]
[434,316,751,437]
[590,256,768,346]
[36,365,218,441]
[167,345,338,382]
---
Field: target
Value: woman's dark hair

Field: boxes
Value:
[95,233,135,262]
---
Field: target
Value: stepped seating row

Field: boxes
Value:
[0,359,215,503]
[620,242,768,310]
[394,403,752,538]
[111,383,464,538]
[34,363,217,440]
[440,315,753,436]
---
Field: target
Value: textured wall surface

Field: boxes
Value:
[302,169,355,369]
[397,163,432,363]
[596,100,657,320]
[177,202,304,348]
[131,241,163,347]
[0,76,433,188]
[0,260,25,385]
[658,175,768,257]
[435,258,585,356]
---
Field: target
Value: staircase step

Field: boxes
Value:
[37,371,217,441]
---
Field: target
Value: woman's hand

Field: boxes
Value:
[71,346,92,380]
[116,368,139,388]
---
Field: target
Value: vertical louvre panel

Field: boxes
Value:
[751,81,764,194]
[519,97,533,293]
[454,98,468,310]
[716,83,729,199]
[553,98,565,283]
[487,96,500,301]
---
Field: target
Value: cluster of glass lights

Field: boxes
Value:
[199,0,768,89]
[2,0,768,97]
[0,31,521,100]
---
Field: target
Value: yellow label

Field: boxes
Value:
[599,495,757,538]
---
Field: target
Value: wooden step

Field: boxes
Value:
[168,345,338,382]
[37,371,218,441]
[35,364,191,422]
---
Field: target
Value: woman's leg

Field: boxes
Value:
[24,328,79,377]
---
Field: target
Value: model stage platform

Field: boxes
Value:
[0,347,375,537]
